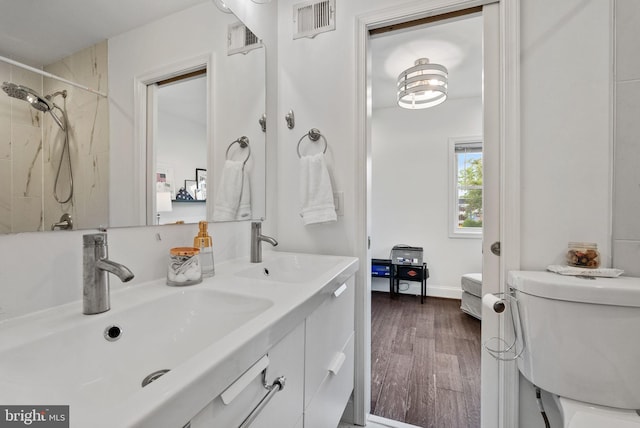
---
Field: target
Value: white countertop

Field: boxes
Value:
[0,251,359,428]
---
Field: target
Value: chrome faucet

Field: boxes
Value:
[83,233,134,315]
[251,222,278,263]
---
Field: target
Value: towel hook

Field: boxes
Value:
[226,136,251,165]
[297,128,327,158]
[285,109,295,129]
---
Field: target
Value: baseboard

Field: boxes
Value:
[371,281,462,300]
[367,415,421,428]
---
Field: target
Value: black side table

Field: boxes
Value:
[393,263,429,304]
[371,258,394,294]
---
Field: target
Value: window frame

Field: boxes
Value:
[448,136,483,239]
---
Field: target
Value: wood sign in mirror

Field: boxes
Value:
[0,0,266,233]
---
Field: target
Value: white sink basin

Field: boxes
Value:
[235,253,345,283]
[0,288,272,415]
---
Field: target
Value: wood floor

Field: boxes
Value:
[370,291,481,428]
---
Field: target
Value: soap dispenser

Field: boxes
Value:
[194,221,215,277]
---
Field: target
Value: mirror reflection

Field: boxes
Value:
[154,72,208,225]
[0,0,266,234]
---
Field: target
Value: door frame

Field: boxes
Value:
[353,0,521,426]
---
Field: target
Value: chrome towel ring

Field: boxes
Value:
[297,128,327,158]
[226,136,251,166]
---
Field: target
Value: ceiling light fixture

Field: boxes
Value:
[397,58,448,109]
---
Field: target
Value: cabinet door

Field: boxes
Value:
[189,323,304,428]
[304,277,355,407]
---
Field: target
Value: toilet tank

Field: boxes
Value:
[508,271,640,409]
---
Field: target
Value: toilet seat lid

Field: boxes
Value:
[559,397,640,428]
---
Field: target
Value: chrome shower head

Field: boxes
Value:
[2,81,54,112]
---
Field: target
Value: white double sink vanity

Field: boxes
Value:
[0,251,359,428]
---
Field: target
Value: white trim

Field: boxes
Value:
[608,0,615,269]
[355,1,520,427]
[133,54,214,226]
[448,136,484,239]
[498,1,521,426]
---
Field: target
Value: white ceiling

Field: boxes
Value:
[158,75,207,127]
[370,14,483,109]
[0,0,208,66]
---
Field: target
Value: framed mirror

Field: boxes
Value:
[0,0,266,233]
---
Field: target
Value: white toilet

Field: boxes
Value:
[508,271,640,428]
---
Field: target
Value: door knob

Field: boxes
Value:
[491,241,501,256]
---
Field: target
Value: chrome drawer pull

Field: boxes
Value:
[237,374,286,428]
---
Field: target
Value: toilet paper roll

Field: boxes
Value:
[483,293,505,313]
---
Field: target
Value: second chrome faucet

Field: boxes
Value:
[250,222,278,263]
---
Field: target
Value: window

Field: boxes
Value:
[449,138,483,238]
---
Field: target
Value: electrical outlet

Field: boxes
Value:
[334,191,344,216]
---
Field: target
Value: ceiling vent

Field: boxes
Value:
[293,0,335,40]
[227,22,262,56]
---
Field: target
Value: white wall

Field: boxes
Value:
[612,0,640,276]
[371,98,483,297]
[519,0,612,270]
[518,0,612,426]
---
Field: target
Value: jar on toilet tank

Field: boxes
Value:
[167,247,202,286]
[566,242,600,269]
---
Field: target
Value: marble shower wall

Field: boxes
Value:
[44,41,109,231]
[0,41,109,233]
[0,63,45,233]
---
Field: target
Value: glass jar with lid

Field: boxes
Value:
[566,242,600,269]
[167,247,202,286]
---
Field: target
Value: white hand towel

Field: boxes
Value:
[213,160,246,221]
[299,153,337,225]
[236,166,252,220]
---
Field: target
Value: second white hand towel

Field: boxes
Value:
[213,159,244,221]
[299,153,337,225]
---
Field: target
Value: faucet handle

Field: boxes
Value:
[51,213,73,230]
[83,232,107,247]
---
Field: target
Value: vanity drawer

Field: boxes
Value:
[304,332,355,428]
[188,323,304,428]
[304,277,355,407]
